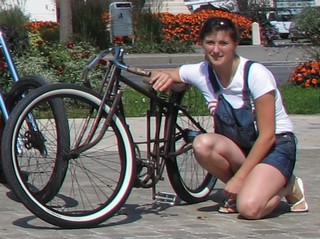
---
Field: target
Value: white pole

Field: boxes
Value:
[251,22,261,45]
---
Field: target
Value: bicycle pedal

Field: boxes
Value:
[155,192,177,206]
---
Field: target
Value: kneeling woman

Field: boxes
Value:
[149,17,308,219]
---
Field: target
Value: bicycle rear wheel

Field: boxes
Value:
[166,86,217,204]
[1,76,69,203]
[2,84,135,228]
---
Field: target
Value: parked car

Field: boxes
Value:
[289,20,308,42]
[268,12,292,39]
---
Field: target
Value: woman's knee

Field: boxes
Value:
[237,197,264,220]
[193,134,215,155]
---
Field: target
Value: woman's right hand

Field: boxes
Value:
[149,71,175,92]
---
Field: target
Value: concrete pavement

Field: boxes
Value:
[0,114,319,238]
[0,44,319,238]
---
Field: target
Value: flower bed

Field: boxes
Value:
[289,60,320,88]
[25,21,59,32]
[159,10,252,45]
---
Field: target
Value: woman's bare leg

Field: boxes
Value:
[193,133,246,183]
[193,133,294,219]
[236,163,287,219]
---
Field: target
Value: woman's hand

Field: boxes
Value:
[149,71,175,92]
[224,176,244,198]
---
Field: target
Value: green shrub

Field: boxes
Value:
[13,41,104,89]
[39,23,59,42]
[133,11,163,45]
[72,0,110,49]
[0,7,30,90]
[0,6,29,54]
[160,39,194,53]
[294,7,320,46]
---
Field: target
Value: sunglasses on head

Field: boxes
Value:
[211,18,234,27]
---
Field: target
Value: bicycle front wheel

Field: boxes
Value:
[166,86,217,204]
[2,84,135,228]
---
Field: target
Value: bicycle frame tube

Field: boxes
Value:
[0,93,8,120]
[0,31,22,121]
[71,90,124,155]
[0,32,20,82]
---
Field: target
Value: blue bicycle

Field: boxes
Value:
[0,31,68,203]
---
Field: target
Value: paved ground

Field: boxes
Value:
[0,44,319,238]
[0,114,319,238]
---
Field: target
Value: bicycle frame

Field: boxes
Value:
[81,46,207,193]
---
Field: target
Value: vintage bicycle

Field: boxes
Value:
[1,46,218,228]
[0,30,68,202]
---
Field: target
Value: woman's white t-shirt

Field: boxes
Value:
[179,56,293,134]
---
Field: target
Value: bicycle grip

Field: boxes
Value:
[127,66,151,77]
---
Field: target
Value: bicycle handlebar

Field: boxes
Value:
[82,46,152,86]
[112,47,151,77]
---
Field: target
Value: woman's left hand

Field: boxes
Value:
[224,176,243,198]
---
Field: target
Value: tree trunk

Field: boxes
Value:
[59,0,73,44]
[237,0,249,12]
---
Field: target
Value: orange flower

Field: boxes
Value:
[305,80,311,87]
[289,60,320,88]
[311,78,318,85]
[25,21,59,32]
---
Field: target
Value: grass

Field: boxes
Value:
[122,89,151,117]
[279,85,320,114]
[122,86,210,117]
[121,85,320,117]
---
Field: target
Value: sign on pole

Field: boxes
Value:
[109,2,134,44]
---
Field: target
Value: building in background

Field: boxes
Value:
[0,0,57,21]
[274,0,315,15]
[24,0,57,21]
[144,0,319,14]
[183,0,238,12]
[143,0,190,14]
